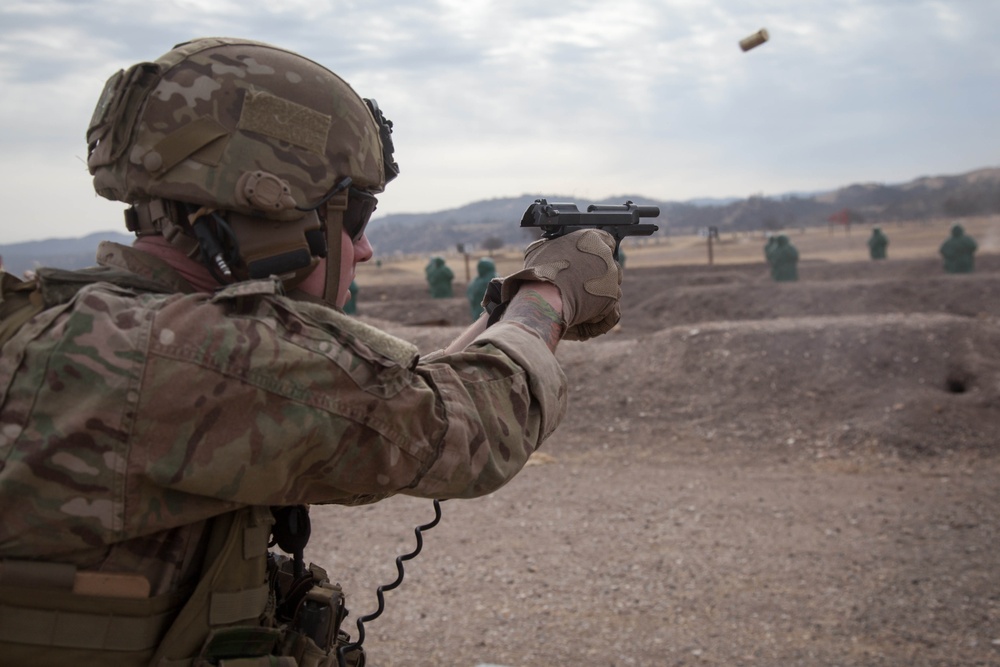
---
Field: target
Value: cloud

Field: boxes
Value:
[0,0,998,244]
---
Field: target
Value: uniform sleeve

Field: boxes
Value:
[1,279,568,554]
[129,286,568,522]
[412,321,566,498]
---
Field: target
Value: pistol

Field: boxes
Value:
[519,198,660,256]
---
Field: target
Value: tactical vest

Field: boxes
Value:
[0,268,362,666]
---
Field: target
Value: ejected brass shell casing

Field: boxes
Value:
[739,28,769,52]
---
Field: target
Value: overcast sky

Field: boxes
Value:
[1,0,998,244]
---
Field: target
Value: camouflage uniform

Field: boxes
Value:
[0,37,572,664]
[0,240,566,596]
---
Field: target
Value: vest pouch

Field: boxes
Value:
[192,626,285,667]
[283,631,364,667]
[152,507,275,666]
[288,633,327,667]
[269,557,363,667]
[216,659,297,667]
[0,580,189,667]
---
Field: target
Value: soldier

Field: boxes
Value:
[939,223,977,273]
[466,257,498,320]
[770,234,799,282]
[868,226,889,260]
[425,255,455,298]
[763,235,777,268]
[344,279,359,314]
[0,38,623,666]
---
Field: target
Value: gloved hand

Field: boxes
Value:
[481,277,505,323]
[499,229,622,340]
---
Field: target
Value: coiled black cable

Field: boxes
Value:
[337,499,443,667]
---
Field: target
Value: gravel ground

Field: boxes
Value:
[305,238,1000,666]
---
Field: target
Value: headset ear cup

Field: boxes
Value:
[222,210,324,290]
[305,228,327,258]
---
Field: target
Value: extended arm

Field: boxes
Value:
[444,281,563,354]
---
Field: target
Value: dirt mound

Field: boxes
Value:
[362,255,1000,462]
[557,313,1000,461]
[619,255,1000,334]
[337,245,1000,666]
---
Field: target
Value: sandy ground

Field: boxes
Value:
[306,217,1000,666]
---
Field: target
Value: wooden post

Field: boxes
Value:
[706,226,718,265]
[457,243,470,283]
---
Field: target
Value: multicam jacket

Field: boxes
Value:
[0,242,567,596]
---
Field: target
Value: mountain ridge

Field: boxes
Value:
[363,166,1000,256]
[2,166,997,275]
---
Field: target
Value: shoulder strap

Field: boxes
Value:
[34,265,174,303]
[0,265,176,349]
[0,272,45,349]
[0,265,178,347]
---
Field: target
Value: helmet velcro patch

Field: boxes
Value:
[238,90,330,155]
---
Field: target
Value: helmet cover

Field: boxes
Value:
[88,37,393,215]
[86,37,399,303]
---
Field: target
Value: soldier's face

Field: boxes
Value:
[338,230,373,305]
[298,228,373,306]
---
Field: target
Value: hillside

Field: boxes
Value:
[363,166,1000,256]
[1,166,997,275]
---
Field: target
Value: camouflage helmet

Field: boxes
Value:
[86,37,399,303]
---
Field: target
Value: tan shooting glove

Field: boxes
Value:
[499,229,622,341]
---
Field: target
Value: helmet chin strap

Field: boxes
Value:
[323,210,344,308]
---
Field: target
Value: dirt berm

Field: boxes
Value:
[309,249,1000,667]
